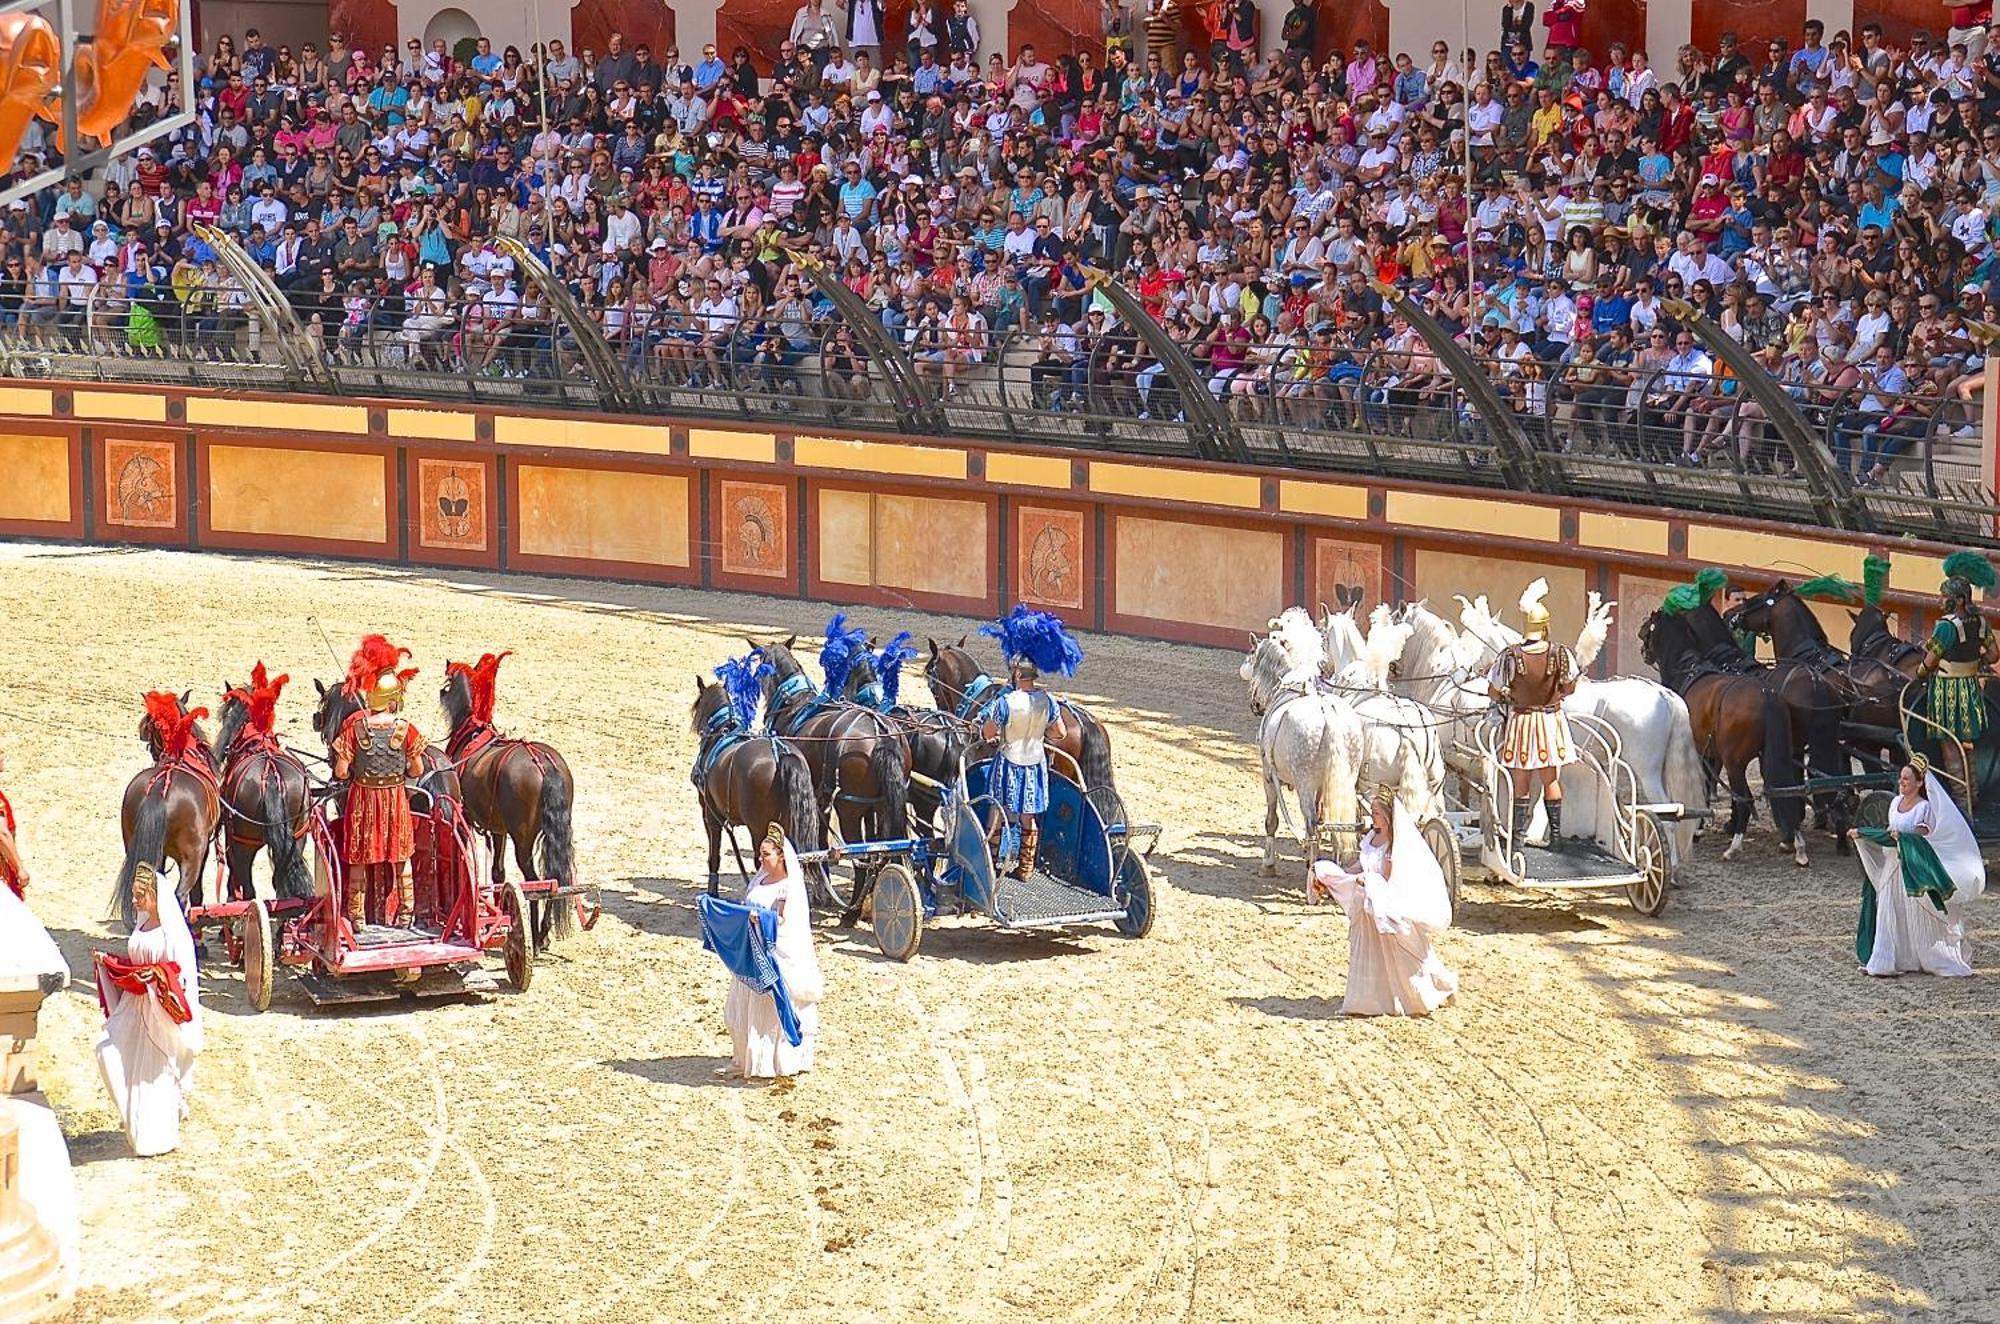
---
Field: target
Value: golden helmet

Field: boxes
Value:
[364,671,405,713]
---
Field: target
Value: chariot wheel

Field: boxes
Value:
[871,863,923,963]
[223,913,245,967]
[1420,816,1463,912]
[243,899,275,1013]
[1113,854,1156,939]
[1855,790,1892,834]
[502,880,534,992]
[1626,810,1671,917]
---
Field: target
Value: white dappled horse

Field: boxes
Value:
[1238,632,1365,882]
[1290,605,1446,822]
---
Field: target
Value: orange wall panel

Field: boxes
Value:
[818,488,875,587]
[516,465,691,567]
[1112,516,1285,634]
[0,433,71,525]
[1411,548,1585,646]
[874,493,989,601]
[207,445,386,545]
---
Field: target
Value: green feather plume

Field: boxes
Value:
[1943,551,1998,590]
[1694,567,1727,604]
[1660,583,1702,616]
[1793,573,1860,604]
[1863,553,1890,607]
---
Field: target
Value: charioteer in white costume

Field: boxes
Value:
[977,604,1082,880]
[1486,579,1581,852]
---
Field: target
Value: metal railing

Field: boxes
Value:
[5,284,1998,549]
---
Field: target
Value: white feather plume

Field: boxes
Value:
[1270,606,1327,677]
[1518,577,1550,616]
[1576,591,1614,668]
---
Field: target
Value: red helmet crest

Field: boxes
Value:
[445,651,512,725]
[224,660,290,737]
[343,634,418,698]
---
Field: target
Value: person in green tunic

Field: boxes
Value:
[1849,756,1985,977]
[1918,551,1999,813]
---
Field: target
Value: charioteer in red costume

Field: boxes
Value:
[331,635,426,929]
[0,738,26,899]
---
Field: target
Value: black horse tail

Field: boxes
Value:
[264,772,313,902]
[113,788,171,929]
[537,759,577,939]
[775,747,822,853]
[1078,706,1115,796]
[870,732,911,841]
[1762,693,1806,844]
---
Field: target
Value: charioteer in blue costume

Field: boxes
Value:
[1919,551,2000,813]
[976,605,1082,879]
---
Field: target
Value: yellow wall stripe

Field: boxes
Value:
[0,387,53,417]
[1579,510,1668,556]
[986,452,1072,490]
[1386,490,1559,541]
[1090,461,1259,509]
[494,414,670,454]
[73,390,166,422]
[689,429,777,463]
[795,436,966,480]
[387,407,476,442]
[1686,526,1854,578]
[185,396,368,434]
[1278,479,1367,520]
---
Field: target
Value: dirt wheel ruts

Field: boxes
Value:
[871,862,923,962]
[502,879,535,992]
[244,899,276,1012]
[1627,809,1670,917]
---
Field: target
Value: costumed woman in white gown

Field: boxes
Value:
[1851,757,1985,977]
[1309,789,1459,1016]
[93,860,203,1156]
[724,825,825,1078]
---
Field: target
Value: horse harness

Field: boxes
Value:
[219,729,310,846]
[447,719,561,793]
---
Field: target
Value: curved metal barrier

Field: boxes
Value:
[6,280,1998,548]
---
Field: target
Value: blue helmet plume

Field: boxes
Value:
[818,612,870,698]
[713,652,763,727]
[980,603,1084,676]
[876,631,918,706]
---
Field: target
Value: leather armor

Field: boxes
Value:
[351,718,410,787]
[1498,642,1574,711]
[1940,612,1987,664]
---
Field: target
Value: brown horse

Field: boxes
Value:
[841,639,977,826]
[215,666,314,905]
[441,654,579,946]
[117,691,222,926]
[923,637,1120,818]
[1642,610,1807,865]
[691,675,824,896]
[755,638,910,917]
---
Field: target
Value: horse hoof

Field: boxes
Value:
[1259,862,1279,878]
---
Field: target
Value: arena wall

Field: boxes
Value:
[0,379,1972,670]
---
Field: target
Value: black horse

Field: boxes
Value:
[214,671,314,906]
[1724,582,1859,847]
[1641,610,1807,864]
[841,641,978,826]
[755,637,911,915]
[690,676,824,898]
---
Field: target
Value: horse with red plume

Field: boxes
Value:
[215,662,313,905]
[116,690,220,925]
[440,652,581,947]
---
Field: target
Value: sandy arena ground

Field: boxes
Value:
[4,543,1994,1323]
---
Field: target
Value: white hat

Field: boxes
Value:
[867,89,882,100]
[648,236,667,250]
[903,173,923,185]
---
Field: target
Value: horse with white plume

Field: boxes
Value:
[1306,605,1447,821]
[1455,589,1707,857]
[1239,628,1365,881]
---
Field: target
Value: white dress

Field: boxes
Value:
[1856,775,1985,977]
[93,892,203,1156]
[1313,804,1458,1017]
[724,848,825,1078]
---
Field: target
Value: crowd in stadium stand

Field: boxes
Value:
[5,8,1998,479]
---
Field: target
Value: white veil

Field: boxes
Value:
[152,860,204,1058]
[1369,799,1454,938]
[1922,771,1986,904]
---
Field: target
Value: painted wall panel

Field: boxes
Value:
[1614,574,1682,679]
[208,445,387,544]
[818,489,874,587]
[1411,548,1586,646]
[0,433,70,523]
[515,465,689,566]
[875,494,989,601]
[1113,516,1285,632]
